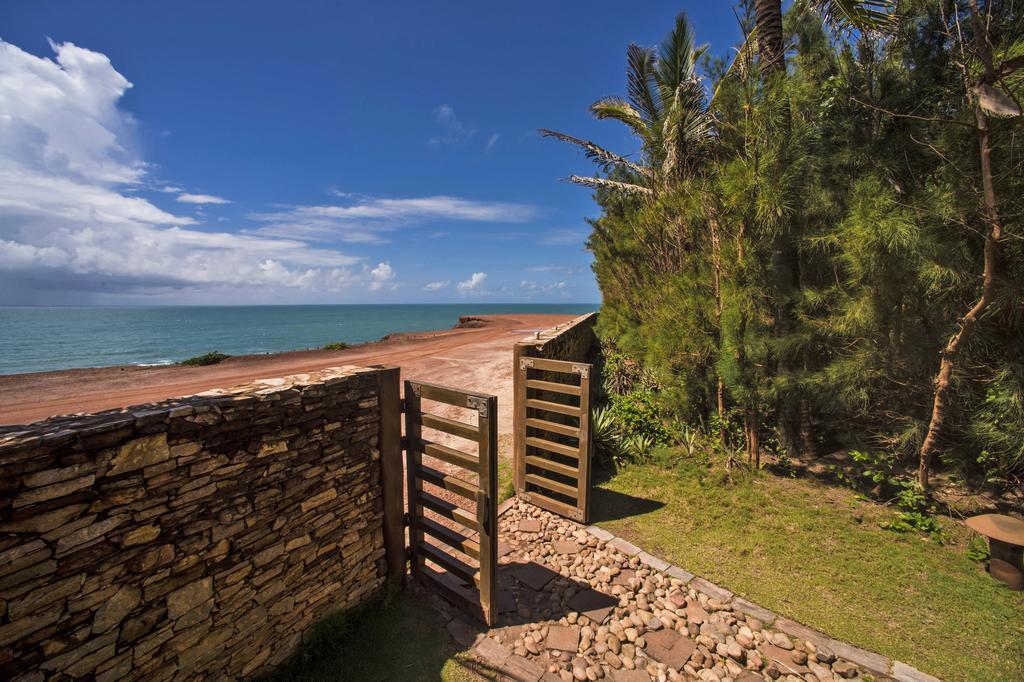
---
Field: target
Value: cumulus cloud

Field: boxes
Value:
[0,38,366,303]
[247,195,537,243]
[176,192,231,205]
[457,272,487,292]
[422,280,450,291]
[429,105,476,146]
[367,262,396,291]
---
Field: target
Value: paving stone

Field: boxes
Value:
[567,588,617,625]
[499,653,545,681]
[774,617,828,649]
[447,616,483,648]
[585,526,614,542]
[690,576,733,602]
[552,539,581,555]
[664,564,694,583]
[759,643,810,675]
[610,670,653,682]
[518,519,543,533]
[637,551,669,572]
[732,596,777,624]
[611,569,636,586]
[608,537,641,557]
[508,561,559,591]
[644,628,696,669]
[499,541,515,558]
[827,638,891,675]
[891,660,941,682]
[475,636,511,666]
[545,625,581,652]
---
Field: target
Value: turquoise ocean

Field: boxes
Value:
[0,304,597,376]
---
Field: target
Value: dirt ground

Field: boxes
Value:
[0,313,574,432]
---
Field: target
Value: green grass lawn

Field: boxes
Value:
[265,590,491,681]
[592,455,1024,682]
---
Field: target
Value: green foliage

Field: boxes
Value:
[966,536,990,563]
[179,351,230,366]
[592,390,671,465]
[321,341,349,351]
[552,2,1024,488]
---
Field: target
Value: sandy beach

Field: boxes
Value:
[0,313,576,429]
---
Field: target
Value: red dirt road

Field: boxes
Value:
[0,313,574,429]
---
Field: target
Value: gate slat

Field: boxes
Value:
[417,490,478,531]
[525,472,578,499]
[417,540,480,587]
[526,417,580,438]
[419,516,480,559]
[525,488,584,521]
[418,412,479,441]
[525,455,579,478]
[526,436,580,459]
[421,440,479,473]
[417,464,477,500]
[526,398,581,417]
[526,378,582,397]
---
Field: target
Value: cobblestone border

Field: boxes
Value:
[426,502,943,682]
[578,522,940,682]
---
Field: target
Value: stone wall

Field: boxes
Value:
[0,366,388,681]
[516,312,598,364]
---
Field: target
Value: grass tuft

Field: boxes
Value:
[179,351,230,366]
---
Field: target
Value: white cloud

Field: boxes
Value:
[247,195,537,243]
[457,272,487,292]
[0,38,367,302]
[520,280,567,292]
[485,133,500,153]
[429,104,476,146]
[177,192,230,205]
[367,261,396,291]
[159,184,184,193]
[422,280,450,291]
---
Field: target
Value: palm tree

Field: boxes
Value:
[754,0,897,73]
[539,12,712,198]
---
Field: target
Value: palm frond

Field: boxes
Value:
[588,98,657,148]
[809,0,897,33]
[626,44,662,127]
[566,175,655,197]
[655,12,698,105]
[539,129,653,178]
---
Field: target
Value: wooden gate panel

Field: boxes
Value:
[514,357,593,523]
[404,379,498,625]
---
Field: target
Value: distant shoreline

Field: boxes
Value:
[0,303,597,376]
[0,312,581,426]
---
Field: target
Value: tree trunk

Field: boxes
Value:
[710,214,726,434]
[918,2,1004,489]
[754,0,785,72]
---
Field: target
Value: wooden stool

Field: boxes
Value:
[966,514,1024,591]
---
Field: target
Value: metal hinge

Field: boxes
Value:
[403,512,410,526]
[571,363,590,379]
[519,357,535,370]
[466,395,489,418]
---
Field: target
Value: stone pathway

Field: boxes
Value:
[428,500,941,682]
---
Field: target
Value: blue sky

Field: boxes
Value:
[0,1,744,305]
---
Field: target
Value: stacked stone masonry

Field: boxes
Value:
[518,313,599,366]
[0,366,388,681]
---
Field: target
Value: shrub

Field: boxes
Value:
[179,351,230,366]
[606,391,670,445]
[321,341,349,351]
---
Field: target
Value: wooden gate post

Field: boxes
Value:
[377,366,406,585]
[476,394,499,625]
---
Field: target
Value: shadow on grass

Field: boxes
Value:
[263,586,497,681]
[588,461,664,524]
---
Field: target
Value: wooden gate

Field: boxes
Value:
[403,380,498,625]
[513,357,593,523]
